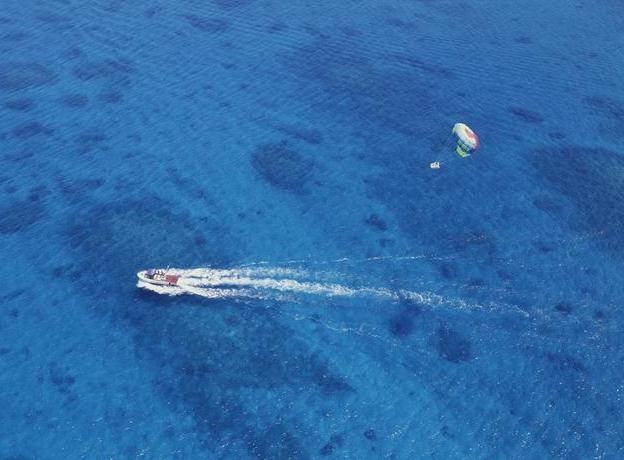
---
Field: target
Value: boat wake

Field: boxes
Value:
[137,266,530,317]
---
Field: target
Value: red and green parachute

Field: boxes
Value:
[452,123,480,158]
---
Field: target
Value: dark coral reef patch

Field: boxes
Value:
[12,122,53,139]
[72,58,134,82]
[59,93,88,108]
[529,146,624,249]
[64,196,361,456]
[0,199,45,234]
[0,62,58,92]
[4,98,36,111]
[508,106,544,124]
[184,15,229,33]
[213,0,253,8]
[436,324,472,363]
[251,141,314,195]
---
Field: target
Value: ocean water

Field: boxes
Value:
[1,0,623,458]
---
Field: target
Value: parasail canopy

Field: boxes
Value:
[452,123,480,158]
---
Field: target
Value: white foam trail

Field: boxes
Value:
[160,267,396,299]
[138,280,270,300]
[136,281,183,295]
[235,254,439,268]
[235,229,610,273]
[186,275,394,298]
[139,268,397,299]
[170,267,309,279]
[137,266,529,317]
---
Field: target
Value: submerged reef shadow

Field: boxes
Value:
[529,146,624,250]
[0,199,45,234]
[0,62,58,92]
[184,15,230,34]
[251,141,315,195]
[436,324,472,363]
[65,199,357,456]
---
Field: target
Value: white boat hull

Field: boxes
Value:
[137,270,180,286]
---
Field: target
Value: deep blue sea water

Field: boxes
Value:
[1,0,624,458]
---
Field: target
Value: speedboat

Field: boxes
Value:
[137,269,180,286]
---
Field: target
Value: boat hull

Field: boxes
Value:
[137,271,180,286]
